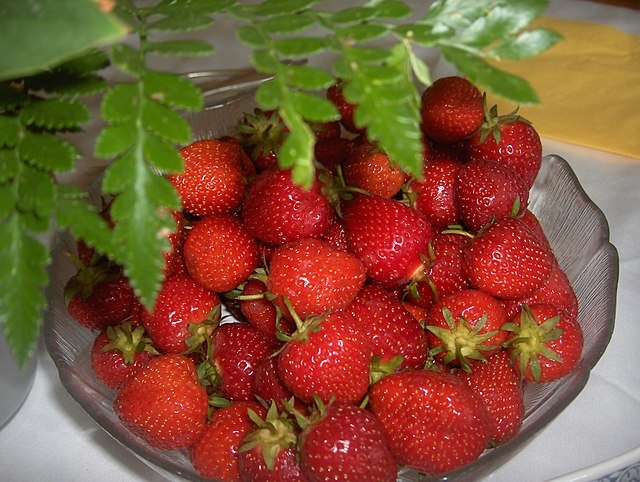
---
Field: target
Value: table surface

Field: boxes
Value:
[1,1,639,481]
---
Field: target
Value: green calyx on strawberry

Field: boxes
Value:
[184,303,221,355]
[63,254,122,305]
[238,402,298,471]
[274,296,323,345]
[101,322,159,365]
[236,107,287,169]
[502,304,563,382]
[427,307,500,372]
[475,95,528,146]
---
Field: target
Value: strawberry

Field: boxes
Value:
[406,156,462,229]
[519,208,554,255]
[503,303,584,382]
[457,349,525,445]
[326,80,363,134]
[141,273,221,354]
[297,401,397,482]
[237,403,308,482]
[420,76,484,143]
[314,136,354,174]
[251,354,299,411]
[191,400,266,481]
[463,216,553,300]
[183,213,260,293]
[342,195,434,289]
[347,283,428,370]
[113,353,209,450]
[277,311,371,404]
[342,142,406,198]
[369,368,491,475]
[65,260,136,330]
[235,108,287,172]
[241,167,335,246]
[455,158,529,232]
[210,322,280,401]
[90,322,158,389]
[408,231,469,310]
[467,112,542,190]
[426,289,509,371]
[320,217,349,252]
[169,138,247,217]
[266,238,366,320]
[238,277,284,336]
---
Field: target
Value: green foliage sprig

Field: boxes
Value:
[0,0,561,368]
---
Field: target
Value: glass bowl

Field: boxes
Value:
[44,83,619,482]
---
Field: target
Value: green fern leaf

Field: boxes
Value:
[94,123,137,159]
[17,166,57,222]
[0,116,19,147]
[489,28,563,60]
[110,44,145,78]
[148,14,215,32]
[146,40,214,57]
[290,91,338,123]
[144,135,184,174]
[19,98,90,130]
[258,13,316,34]
[102,150,137,193]
[237,26,268,48]
[143,71,203,111]
[0,149,19,182]
[372,0,413,19]
[101,84,139,123]
[19,131,79,172]
[287,65,335,91]
[141,98,192,143]
[272,37,327,57]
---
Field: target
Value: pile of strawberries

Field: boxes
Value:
[64,76,584,481]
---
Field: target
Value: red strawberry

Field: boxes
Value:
[320,217,349,252]
[420,76,484,143]
[425,289,509,371]
[237,403,308,482]
[455,158,529,232]
[463,216,553,300]
[502,262,579,320]
[113,353,209,450]
[297,402,397,482]
[169,138,247,217]
[342,195,434,289]
[241,167,335,246]
[408,232,469,310]
[236,108,287,172]
[342,142,406,198]
[65,261,136,330]
[369,369,491,475]
[210,322,280,401]
[519,208,554,255]
[141,273,220,354]
[503,303,584,382]
[277,311,371,404]
[238,277,283,336]
[314,136,354,174]
[467,114,542,189]
[407,156,462,229]
[251,354,299,411]
[347,283,428,370]
[457,349,525,445]
[266,238,366,320]
[327,80,363,134]
[191,400,266,481]
[183,213,260,293]
[90,322,158,389]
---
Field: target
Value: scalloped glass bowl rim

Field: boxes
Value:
[44,83,619,482]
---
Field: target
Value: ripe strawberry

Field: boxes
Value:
[113,353,209,450]
[347,283,428,370]
[502,262,579,320]
[455,158,529,232]
[169,138,247,217]
[420,76,484,143]
[326,80,363,134]
[463,216,553,300]
[314,136,354,174]
[406,156,462,229]
[519,208,553,254]
[141,273,221,354]
[369,369,491,475]
[210,322,280,401]
[241,167,335,246]
[183,213,260,293]
[266,238,366,320]
[425,289,509,371]
[503,303,584,382]
[342,195,434,289]
[277,311,371,404]
[467,114,542,189]
[408,232,469,310]
[342,142,406,198]
[238,277,284,336]
[191,400,266,481]
[320,217,349,252]
[237,403,308,482]
[91,322,158,389]
[298,402,397,482]
[251,354,299,411]
[65,261,135,330]
[457,349,525,445]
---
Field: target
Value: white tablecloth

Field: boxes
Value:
[1,1,639,481]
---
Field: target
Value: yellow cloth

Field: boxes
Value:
[485,16,640,160]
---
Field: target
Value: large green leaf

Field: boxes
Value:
[0,0,127,81]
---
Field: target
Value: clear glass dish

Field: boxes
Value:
[44,82,619,482]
